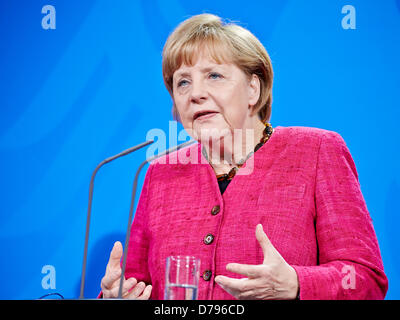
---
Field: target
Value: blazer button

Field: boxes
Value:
[211,205,220,215]
[202,270,212,281]
[203,234,214,245]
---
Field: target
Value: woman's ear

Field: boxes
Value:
[248,74,261,112]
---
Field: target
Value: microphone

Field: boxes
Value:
[79,139,155,299]
[117,139,197,298]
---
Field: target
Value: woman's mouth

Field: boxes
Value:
[194,111,218,121]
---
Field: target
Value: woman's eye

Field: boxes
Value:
[209,72,222,80]
[177,79,189,87]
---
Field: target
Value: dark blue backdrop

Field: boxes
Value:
[0,0,399,299]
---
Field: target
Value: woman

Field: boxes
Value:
[100,14,388,300]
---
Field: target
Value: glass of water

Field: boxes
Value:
[164,256,200,300]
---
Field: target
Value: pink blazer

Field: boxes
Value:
[125,126,388,299]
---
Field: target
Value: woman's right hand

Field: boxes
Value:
[100,241,152,299]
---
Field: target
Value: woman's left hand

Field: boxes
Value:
[214,224,299,300]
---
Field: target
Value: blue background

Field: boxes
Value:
[0,0,399,299]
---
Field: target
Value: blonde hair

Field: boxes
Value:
[162,13,273,123]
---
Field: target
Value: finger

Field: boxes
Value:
[215,275,247,291]
[136,285,152,300]
[101,267,122,290]
[215,275,265,298]
[108,277,137,298]
[215,276,248,298]
[123,277,138,296]
[226,263,264,279]
[215,275,273,300]
[126,281,146,299]
[107,241,123,271]
[256,224,274,263]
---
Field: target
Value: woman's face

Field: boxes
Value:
[172,51,260,143]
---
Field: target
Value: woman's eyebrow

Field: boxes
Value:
[178,66,223,75]
[201,66,221,73]
[174,64,227,80]
[174,71,190,80]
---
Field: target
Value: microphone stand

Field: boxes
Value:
[117,139,197,299]
[79,140,154,299]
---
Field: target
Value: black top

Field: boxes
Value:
[218,179,231,195]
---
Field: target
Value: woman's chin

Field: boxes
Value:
[194,129,232,145]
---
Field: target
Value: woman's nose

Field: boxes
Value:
[190,80,208,104]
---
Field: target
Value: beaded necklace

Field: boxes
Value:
[201,123,274,182]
